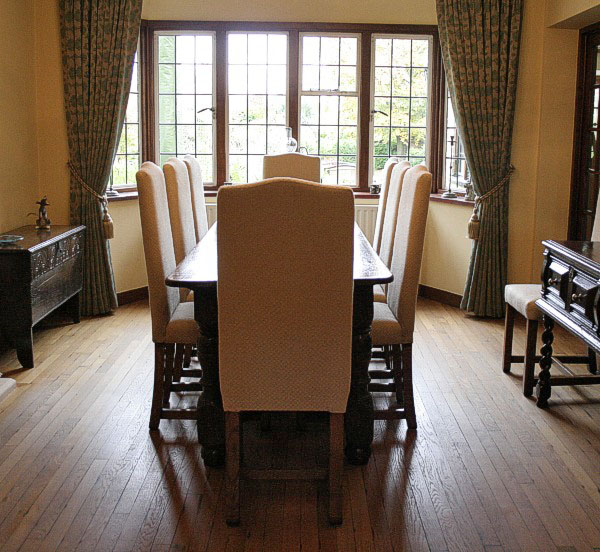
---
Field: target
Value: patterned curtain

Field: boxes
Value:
[60,0,142,315]
[437,0,523,317]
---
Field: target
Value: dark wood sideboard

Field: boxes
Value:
[535,239,600,406]
[0,225,85,371]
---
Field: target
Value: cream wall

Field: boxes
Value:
[5,0,596,296]
[0,0,38,233]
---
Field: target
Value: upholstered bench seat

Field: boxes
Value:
[504,284,542,321]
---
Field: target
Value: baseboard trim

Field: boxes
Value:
[418,284,462,308]
[117,286,148,306]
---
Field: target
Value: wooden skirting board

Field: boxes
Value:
[418,284,462,308]
[117,286,149,306]
[118,284,462,309]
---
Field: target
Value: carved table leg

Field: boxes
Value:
[535,314,554,408]
[194,286,225,467]
[345,285,375,465]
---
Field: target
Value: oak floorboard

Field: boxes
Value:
[1,299,600,550]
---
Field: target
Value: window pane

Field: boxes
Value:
[110,52,140,190]
[444,88,470,191]
[371,36,430,184]
[227,32,288,183]
[156,32,216,184]
[300,34,359,185]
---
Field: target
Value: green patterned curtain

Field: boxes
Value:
[60,0,142,315]
[437,0,523,317]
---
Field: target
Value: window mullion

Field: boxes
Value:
[288,30,300,144]
[216,29,227,187]
[359,32,372,193]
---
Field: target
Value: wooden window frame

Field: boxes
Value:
[139,20,442,195]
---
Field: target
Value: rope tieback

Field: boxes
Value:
[67,161,114,239]
[467,165,515,240]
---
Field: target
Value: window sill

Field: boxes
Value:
[107,191,140,202]
[429,193,475,206]
[108,189,381,201]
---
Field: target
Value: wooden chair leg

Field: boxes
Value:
[503,303,515,373]
[225,412,241,526]
[400,343,417,430]
[523,319,538,397]
[392,344,404,405]
[173,344,184,383]
[149,343,165,430]
[183,344,192,368]
[384,345,391,370]
[163,343,175,408]
[588,347,598,374]
[328,413,343,525]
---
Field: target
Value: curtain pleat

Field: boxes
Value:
[436,0,523,317]
[60,0,142,315]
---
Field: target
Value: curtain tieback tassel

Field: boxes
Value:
[67,161,114,239]
[468,165,515,240]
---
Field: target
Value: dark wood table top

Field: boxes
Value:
[0,225,85,254]
[166,223,393,289]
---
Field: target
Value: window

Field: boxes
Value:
[443,88,470,192]
[156,32,216,184]
[109,51,140,192]
[141,21,442,193]
[228,32,288,183]
[371,36,430,184]
[299,34,359,185]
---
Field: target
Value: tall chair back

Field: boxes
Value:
[379,161,411,268]
[263,152,321,183]
[387,165,432,343]
[372,157,398,253]
[217,178,354,413]
[136,162,179,343]
[183,155,209,242]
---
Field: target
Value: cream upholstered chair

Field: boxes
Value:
[503,195,600,395]
[372,157,399,254]
[217,177,354,526]
[262,152,321,182]
[373,161,411,304]
[369,165,432,427]
[164,157,198,370]
[136,162,202,430]
[182,155,209,243]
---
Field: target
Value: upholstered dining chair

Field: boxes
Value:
[217,177,354,526]
[182,155,209,243]
[372,157,399,255]
[262,152,321,182]
[373,161,411,305]
[164,157,198,370]
[503,193,600,395]
[368,165,432,427]
[136,162,202,430]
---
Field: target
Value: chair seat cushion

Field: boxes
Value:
[373,284,386,303]
[504,284,543,321]
[372,302,407,346]
[165,301,201,344]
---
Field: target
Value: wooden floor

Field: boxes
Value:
[1,299,600,551]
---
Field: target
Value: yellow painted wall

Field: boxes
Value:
[141,0,437,24]
[546,0,600,28]
[0,0,38,232]
[2,0,593,297]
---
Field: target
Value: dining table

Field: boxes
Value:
[166,222,393,467]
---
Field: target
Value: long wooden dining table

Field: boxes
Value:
[166,222,392,467]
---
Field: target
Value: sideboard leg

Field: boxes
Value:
[16,328,34,369]
[536,314,554,408]
[67,292,81,324]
